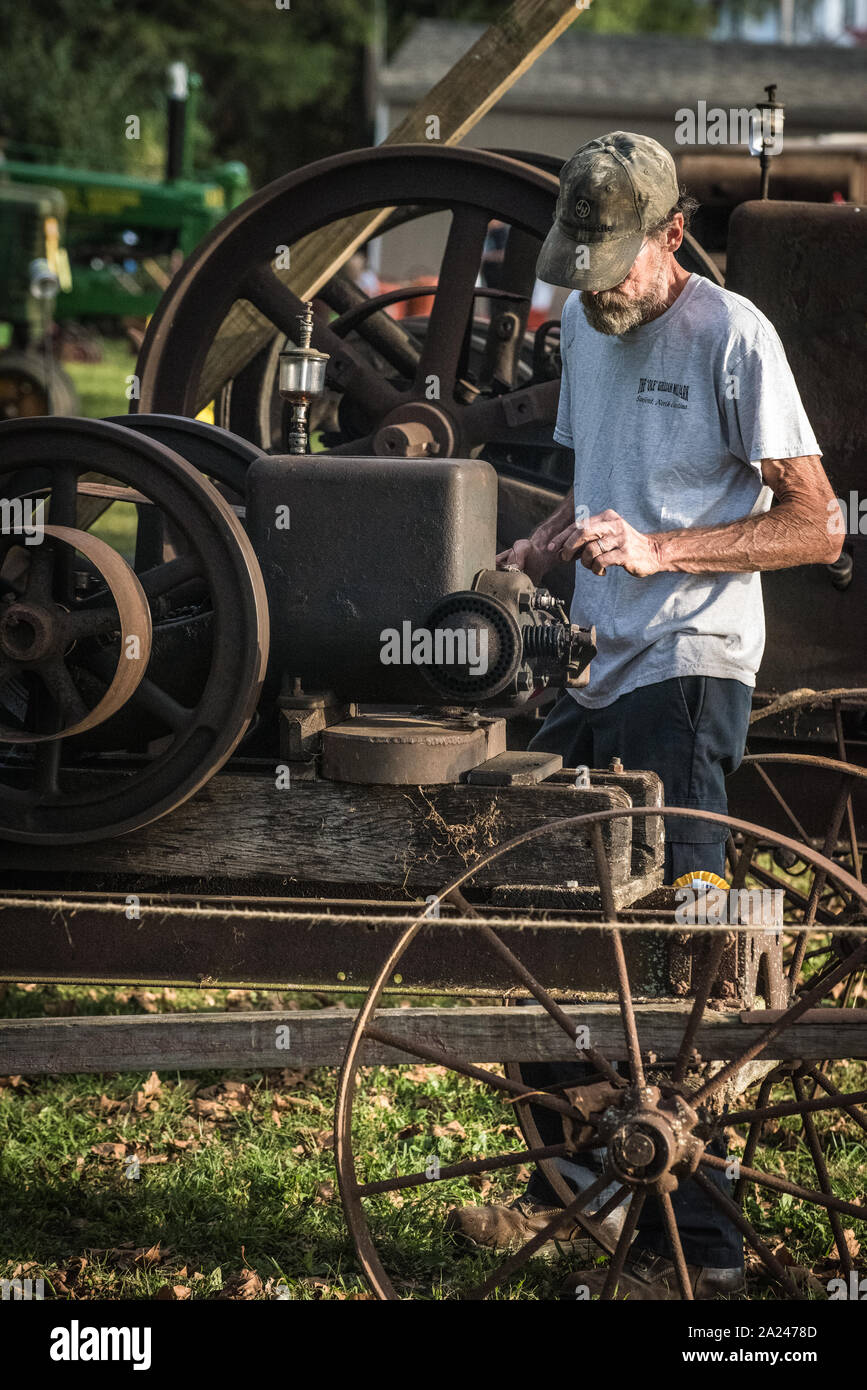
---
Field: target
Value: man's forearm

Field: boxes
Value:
[652,499,840,574]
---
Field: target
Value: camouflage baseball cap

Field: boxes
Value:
[537,132,680,292]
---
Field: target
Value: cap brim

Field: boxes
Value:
[536,224,646,292]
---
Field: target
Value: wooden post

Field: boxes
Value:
[196,0,585,407]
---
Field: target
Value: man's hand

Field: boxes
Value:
[547,508,662,577]
[495,537,550,585]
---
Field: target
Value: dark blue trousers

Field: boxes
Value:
[522,675,752,1268]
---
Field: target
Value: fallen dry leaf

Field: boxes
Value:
[154,1284,191,1300]
[404,1065,447,1083]
[221,1268,263,1300]
[90,1142,128,1160]
[432,1120,465,1140]
[131,990,159,1014]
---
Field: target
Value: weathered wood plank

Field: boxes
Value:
[6,774,636,892]
[0,896,684,996]
[196,0,583,405]
[1,1004,864,1074]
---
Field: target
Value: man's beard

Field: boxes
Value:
[580,265,668,336]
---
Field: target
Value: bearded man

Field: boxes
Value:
[447,132,841,1299]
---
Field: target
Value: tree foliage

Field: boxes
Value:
[0,0,784,187]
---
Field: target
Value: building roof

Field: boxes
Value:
[379,21,866,129]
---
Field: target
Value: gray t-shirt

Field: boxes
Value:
[554,275,821,709]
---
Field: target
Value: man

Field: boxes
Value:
[447,132,841,1298]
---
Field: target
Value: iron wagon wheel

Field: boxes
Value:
[726,753,867,991]
[510,755,867,1225]
[133,146,565,466]
[335,805,867,1301]
[0,416,269,843]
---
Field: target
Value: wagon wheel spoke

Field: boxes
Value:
[671,928,731,1084]
[356,1141,580,1198]
[752,763,810,842]
[241,265,402,423]
[588,822,646,1090]
[788,772,854,983]
[691,935,867,1108]
[792,1071,854,1271]
[601,1190,646,1300]
[747,859,843,929]
[466,1171,614,1301]
[802,1064,867,1137]
[702,1151,867,1223]
[733,1068,783,1203]
[414,206,490,399]
[363,1021,585,1122]
[728,1083,867,1127]
[693,1168,801,1298]
[444,886,625,1091]
[659,1189,694,1300]
[730,833,758,891]
[832,700,862,882]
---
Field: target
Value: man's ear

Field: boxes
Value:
[666,213,685,254]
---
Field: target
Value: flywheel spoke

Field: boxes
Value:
[415,206,490,397]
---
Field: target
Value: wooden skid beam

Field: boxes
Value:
[1,1004,864,1074]
[3,774,637,891]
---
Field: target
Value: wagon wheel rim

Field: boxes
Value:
[0,416,269,843]
[335,804,867,1300]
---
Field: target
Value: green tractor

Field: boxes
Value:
[0,64,251,418]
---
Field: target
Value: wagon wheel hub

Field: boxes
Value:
[597,1085,704,1190]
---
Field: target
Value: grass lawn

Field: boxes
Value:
[65,338,139,420]
[1,979,864,1301]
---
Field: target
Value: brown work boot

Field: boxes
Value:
[562,1248,746,1300]
[445,1194,594,1257]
